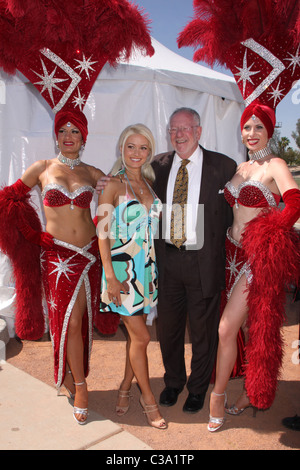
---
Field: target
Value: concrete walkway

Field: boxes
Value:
[0,360,152,451]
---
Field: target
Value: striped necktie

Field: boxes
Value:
[170,159,190,248]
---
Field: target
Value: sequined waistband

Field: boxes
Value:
[226,227,242,248]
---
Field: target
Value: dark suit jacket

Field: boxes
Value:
[152,145,237,299]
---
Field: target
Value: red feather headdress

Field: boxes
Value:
[0,0,154,113]
[178,0,299,114]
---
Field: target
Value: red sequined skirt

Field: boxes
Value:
[224,229,253,378]
[225,228,253,300]
[41,236,101,388]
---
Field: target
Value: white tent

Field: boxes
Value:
[0,38,245,335]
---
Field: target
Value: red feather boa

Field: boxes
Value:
[241,208,300,409]
[0,184,44,340]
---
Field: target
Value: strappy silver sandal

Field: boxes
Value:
[73,381,88,425]
[116,389,132,416]
[208,391,227,432]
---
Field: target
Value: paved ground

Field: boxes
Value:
[0,361,152,451]
[4,293,300,451]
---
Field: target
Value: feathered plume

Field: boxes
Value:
[178,0,300,110]
[0,0,154,111]
[178,0,299,67]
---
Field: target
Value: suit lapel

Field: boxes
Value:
[155,152,175,203]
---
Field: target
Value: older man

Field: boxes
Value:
[152,107,236,413]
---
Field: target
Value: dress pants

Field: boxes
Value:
[157,245,220,395]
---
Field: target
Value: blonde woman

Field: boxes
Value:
[98,124,166,429]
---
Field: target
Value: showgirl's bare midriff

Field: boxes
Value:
[44,205,96,247]
[230,205,264,243]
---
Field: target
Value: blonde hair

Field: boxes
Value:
[110,123,156,182]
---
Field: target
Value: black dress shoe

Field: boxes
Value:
[282,415,300,431]
[159,387,181,407]
[183,393,205,413]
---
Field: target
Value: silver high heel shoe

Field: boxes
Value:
[116,389,132,416]
[73,381,88,425]
[226,403,257,417]
[140,396,167,430]
[226,389,257,417]
[208,391,227,432]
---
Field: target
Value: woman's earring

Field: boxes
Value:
[241,134,244,144]
[56,140,59,148]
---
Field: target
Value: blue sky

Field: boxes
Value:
[134,0,300,149]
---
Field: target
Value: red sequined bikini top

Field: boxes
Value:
[42,183,94,209]
[224,180,281,208]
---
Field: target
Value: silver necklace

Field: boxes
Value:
[125,172,146,194]
[58,152,81,170]
[249,146,272,165]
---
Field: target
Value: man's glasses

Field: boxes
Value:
[168,126,198,135]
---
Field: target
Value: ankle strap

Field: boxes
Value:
[74,381,85,386]
[212,391,225,397]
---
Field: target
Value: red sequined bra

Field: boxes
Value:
[224,180,281,209]
[42,183,94,209]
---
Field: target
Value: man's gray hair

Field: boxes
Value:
[170,107,201,126]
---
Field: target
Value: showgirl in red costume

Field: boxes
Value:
[178,0,300,431]
[0,0,154,425]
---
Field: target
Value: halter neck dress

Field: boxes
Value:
[100,173,162,316]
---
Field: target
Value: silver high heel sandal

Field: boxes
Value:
[140,396,167,430]
[116,389,131,416]
[208,391,227,433]
[226,389,256,416]
[226,403,257,417]
[73,381,88,425]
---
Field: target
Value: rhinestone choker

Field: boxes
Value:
[58,152,81,170]
[249,146,272,165]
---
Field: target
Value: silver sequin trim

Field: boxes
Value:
[241,38,285,106]
[226,228,253,300]
[52,239,96,389]
[225,180,277,208]
[40,48,82,113]
[41,183,94,201]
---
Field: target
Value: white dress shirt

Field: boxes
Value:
[165,146,203,245]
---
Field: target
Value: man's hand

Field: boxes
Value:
[95,174,112,194]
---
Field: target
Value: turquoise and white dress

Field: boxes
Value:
[100,173,162,316]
